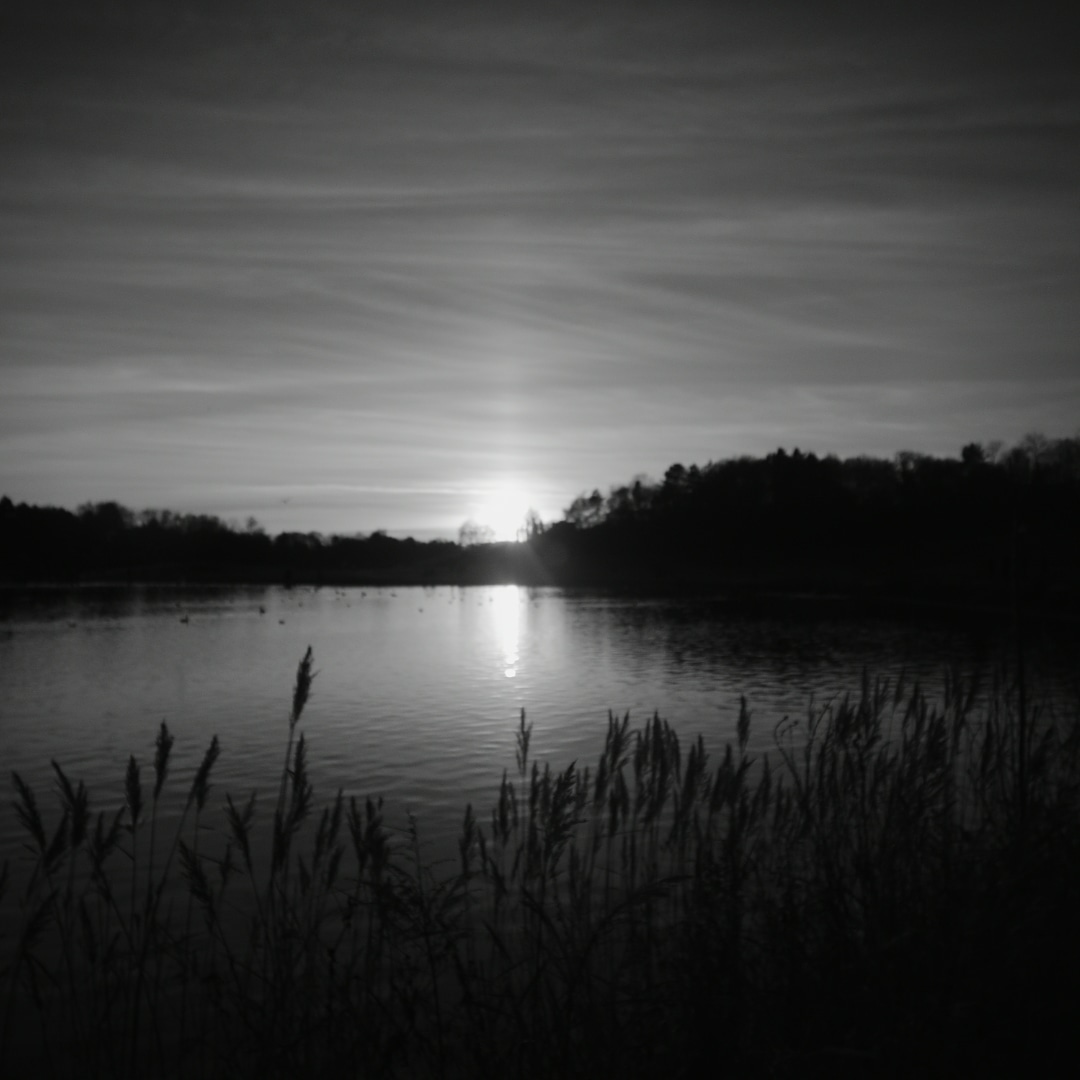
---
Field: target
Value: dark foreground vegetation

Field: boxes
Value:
[3,434,1079,613]
[3,649,1080,1078]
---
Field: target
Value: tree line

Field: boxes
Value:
[0,499,459,585]
[536,435,1080,608]
[2,434,1078,608]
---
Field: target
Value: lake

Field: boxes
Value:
[1,584,1076,867]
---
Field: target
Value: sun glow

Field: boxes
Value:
[475,485,531,543]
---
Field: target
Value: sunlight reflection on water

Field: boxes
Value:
[1,584,1076,869]
[493,584,521,678]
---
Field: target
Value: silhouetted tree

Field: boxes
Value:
[458,520,495,546]
[522,509,545,541]
[540,436,1080,603]
[564,489,605,528]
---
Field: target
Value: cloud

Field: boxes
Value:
[2,2,1077,534]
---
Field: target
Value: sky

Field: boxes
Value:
[2,2,1078,540]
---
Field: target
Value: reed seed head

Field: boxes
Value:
[153,721,175,801]
[290,645,317,729]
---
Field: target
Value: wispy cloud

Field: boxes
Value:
[2,2,1077,533]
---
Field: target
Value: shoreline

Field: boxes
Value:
[3,572,1078,625]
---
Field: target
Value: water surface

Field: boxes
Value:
[1,584,1074,862]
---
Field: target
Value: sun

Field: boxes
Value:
[475,486,530,542]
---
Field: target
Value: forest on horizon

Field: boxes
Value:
[3,434,1079,614]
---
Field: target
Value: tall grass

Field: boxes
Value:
[3,650,1079,1078]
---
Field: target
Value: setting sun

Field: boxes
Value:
[474,486,530,542]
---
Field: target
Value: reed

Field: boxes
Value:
[2,649,1079,1078]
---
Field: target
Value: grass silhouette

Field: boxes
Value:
[3,649,1079,1077]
